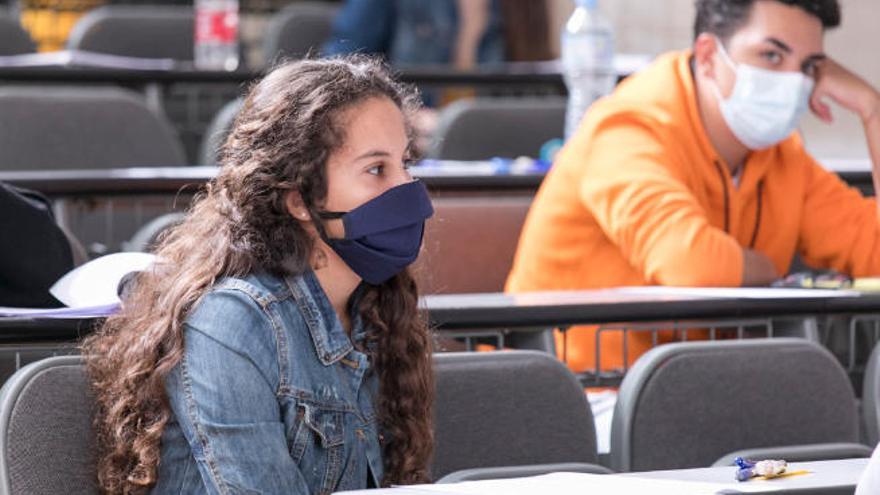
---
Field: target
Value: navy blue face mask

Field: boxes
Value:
[314,180,434,285]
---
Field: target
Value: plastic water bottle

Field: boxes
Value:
[561,0,615,139]
[194,0,240,71]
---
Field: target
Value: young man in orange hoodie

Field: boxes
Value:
[506,0,880,372]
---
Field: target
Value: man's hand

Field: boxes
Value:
[742,248,778,287]
[810,58,880,125]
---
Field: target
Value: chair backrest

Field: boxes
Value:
[863,342,880,446]
[0,16,36,55]
[0,86,186,170]
[611,338,861,472]
[412,195,532,294]
[66,5,194,60]
[263,2,338,65]
[198,97,244,166]
[432,351,599,480]
[0,356,98,495]
[428,97,566,161]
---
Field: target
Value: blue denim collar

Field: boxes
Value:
[285,270,364,366]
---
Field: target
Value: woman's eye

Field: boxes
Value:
[367,165,383,176]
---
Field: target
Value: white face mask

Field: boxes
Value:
[712,39,815,150]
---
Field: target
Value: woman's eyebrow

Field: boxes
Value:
[354,150,391,161]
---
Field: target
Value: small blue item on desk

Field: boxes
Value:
[735,457,755,481]
[735,467,755,482]
[734,456,789,482]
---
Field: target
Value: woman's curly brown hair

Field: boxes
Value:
[81,56,433,493]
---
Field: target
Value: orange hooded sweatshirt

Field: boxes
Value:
[506,50,880,372]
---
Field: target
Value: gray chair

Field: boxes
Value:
[0,356,98,495]
[432,351,610,481]
[863,342,880,446]
[124,211,187,253]
[412,195,532,295]
[0,344,80,389]
[0,16,36,56]
[66,5,194,61]
[198,97,243,166]
[428,97,566,161]
[263,2,338,65]
[610,339,867,472]
[0,86,186,170]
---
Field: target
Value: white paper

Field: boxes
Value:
[340,472,761,495]
[50,252,156,308]
[0,303,119,318]
[587,389,617,454]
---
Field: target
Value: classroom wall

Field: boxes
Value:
[547,0,880,161]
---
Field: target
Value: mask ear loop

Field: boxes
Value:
[299,191,347,243]
[713,36,737,71]
[710,36,738,104]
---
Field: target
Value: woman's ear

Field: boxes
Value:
[285,190,311,222]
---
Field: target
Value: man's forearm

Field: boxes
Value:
[865,94,880,211]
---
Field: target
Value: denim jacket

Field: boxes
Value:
[151,270,383,494]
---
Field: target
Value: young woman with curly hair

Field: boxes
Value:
[82,56,435,494]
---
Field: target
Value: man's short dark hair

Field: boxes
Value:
[694,0,841,41]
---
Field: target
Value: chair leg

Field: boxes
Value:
[771,317,820,341]
[506,328,557,354]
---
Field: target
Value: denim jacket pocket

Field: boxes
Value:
[288,402,347,494]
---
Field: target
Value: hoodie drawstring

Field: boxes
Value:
[712,160,762,248]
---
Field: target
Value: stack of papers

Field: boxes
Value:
[0,252,155,319]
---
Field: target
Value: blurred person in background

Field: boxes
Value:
[323,0,552,69]
[323,0,553,153]
[507,0,880,372]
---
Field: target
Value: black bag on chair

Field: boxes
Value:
[0,183,73,307]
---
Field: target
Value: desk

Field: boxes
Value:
[3,288,880,342]
[424,288,880,330]
[0,165,545,197]
[0,164,870,197]
[0,64,568,92]
[336,459,868,494]
[0,317,99,343]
